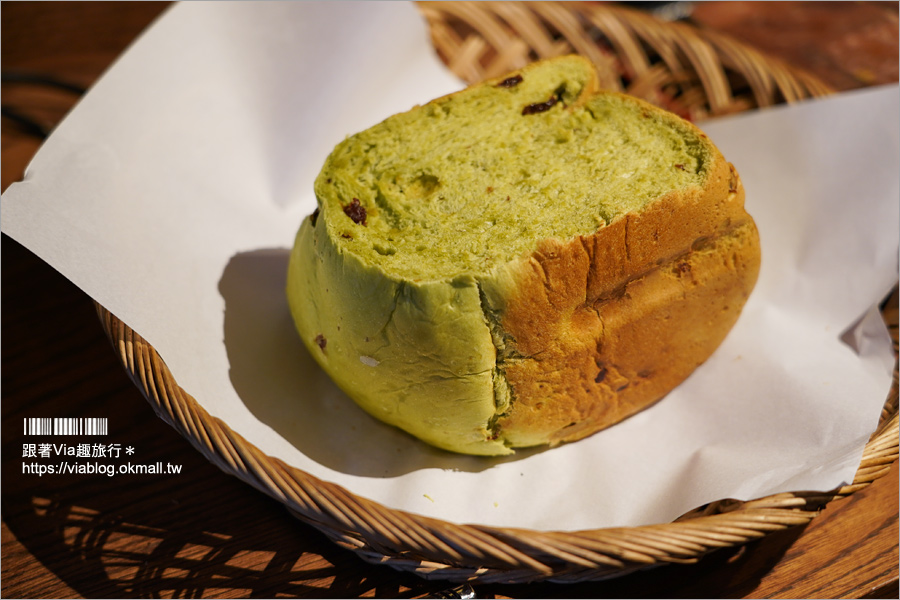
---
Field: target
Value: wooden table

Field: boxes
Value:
[2,2,897,598]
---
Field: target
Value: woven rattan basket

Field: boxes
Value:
[96,2,899,585]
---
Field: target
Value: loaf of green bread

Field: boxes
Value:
[286,55,760,456]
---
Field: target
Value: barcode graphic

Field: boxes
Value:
[23,418,108,436]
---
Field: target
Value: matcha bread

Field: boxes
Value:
[287,55,760,456]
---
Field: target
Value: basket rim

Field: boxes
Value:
[95,293,899,583]
[93,3,897,584]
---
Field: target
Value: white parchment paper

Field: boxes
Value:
[2,1,898,531]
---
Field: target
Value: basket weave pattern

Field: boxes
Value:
[96,2,898,584]
[419,1,835,119]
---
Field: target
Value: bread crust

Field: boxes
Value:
[494,157,760,446]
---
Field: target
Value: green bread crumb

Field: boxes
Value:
[317,64,709,282]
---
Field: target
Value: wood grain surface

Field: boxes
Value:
[2,2,897,598]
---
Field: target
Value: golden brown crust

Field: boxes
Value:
[495,155,761,447]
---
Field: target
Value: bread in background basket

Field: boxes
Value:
[286,55,760,456]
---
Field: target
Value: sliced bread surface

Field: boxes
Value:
[287,55,760,455]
